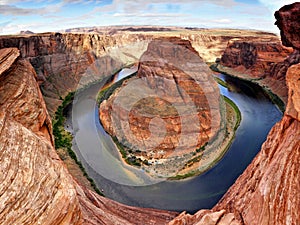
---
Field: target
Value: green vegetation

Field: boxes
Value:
[169,171,197,180]
[210,63,285,113]
[98,71,148,168]
[223,96,241,131]
[111,136,144,167]
[52,92,103,196]
[97,72,137,105]
[214,76,228,88]
[169,94,242,180]
[263,88,285,113]
[196,142,208,153]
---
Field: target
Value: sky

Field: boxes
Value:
[0,0,297,35]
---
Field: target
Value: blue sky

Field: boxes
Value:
[0,0,296,34]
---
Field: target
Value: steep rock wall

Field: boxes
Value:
[218,37,297,105]
[169,3,300,224]
[99,37,222,176]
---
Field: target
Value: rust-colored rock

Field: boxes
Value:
[221,38,293,78]
[210,65,300,224]
[219,37,296,105]
[0,48,81,224]
[0,29,278,116]
[0,7,299,223]
[100,37,222,176]
[0,48,178,224]
[275,3,300,49]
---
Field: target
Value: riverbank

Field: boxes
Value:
[67,67,282,211]
[210,63,286,112]
[53,92,104,196]
[51,65,138,193]
[170,95,241,179]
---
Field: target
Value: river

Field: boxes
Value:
[69,68,282,213]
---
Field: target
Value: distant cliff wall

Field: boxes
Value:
[0,30,280,115]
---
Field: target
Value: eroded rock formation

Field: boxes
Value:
[217,36,297,104]
[0,3,299,224]
[220,38,292,78]
[99,37,222,177]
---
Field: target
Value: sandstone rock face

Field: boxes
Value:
[211,65,300,224]
[100,37,222,176]
[285,64,300,120]
[275,3,300,49]
[221,38,292,78]
[168,3,300,224]
[0,33,150,115]
[1,16,298,224]
[219,37,298,105]
[0,48,178,224]
[0,48,82,224]
[0,29,278,116]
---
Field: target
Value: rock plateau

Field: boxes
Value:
[215,30,299,105]
[0,47,178,224]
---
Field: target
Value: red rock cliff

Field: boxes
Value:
[0,6,299,224]
[169,3,300,224]
[218,37,297,105]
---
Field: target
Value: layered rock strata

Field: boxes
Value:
[0,29,279,115]
[0,3,299,224]
[216,37,297,105]
[100,37,222,176]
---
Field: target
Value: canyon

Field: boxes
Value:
[0,2,299,225]
[0,28,280,116]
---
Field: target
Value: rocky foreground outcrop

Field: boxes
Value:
[0,47,178,224]
[169,3,300,224]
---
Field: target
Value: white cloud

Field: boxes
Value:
[0,2,63,16]
[113,13,187,18]
[212,18,231,24]
[93,0,237,14]
[0,0,287,35]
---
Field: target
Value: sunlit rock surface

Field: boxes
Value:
[100,37,222,177]
[168,3,300,224]
[0,28,278,116]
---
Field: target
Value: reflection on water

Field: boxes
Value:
[70,69,282,213]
